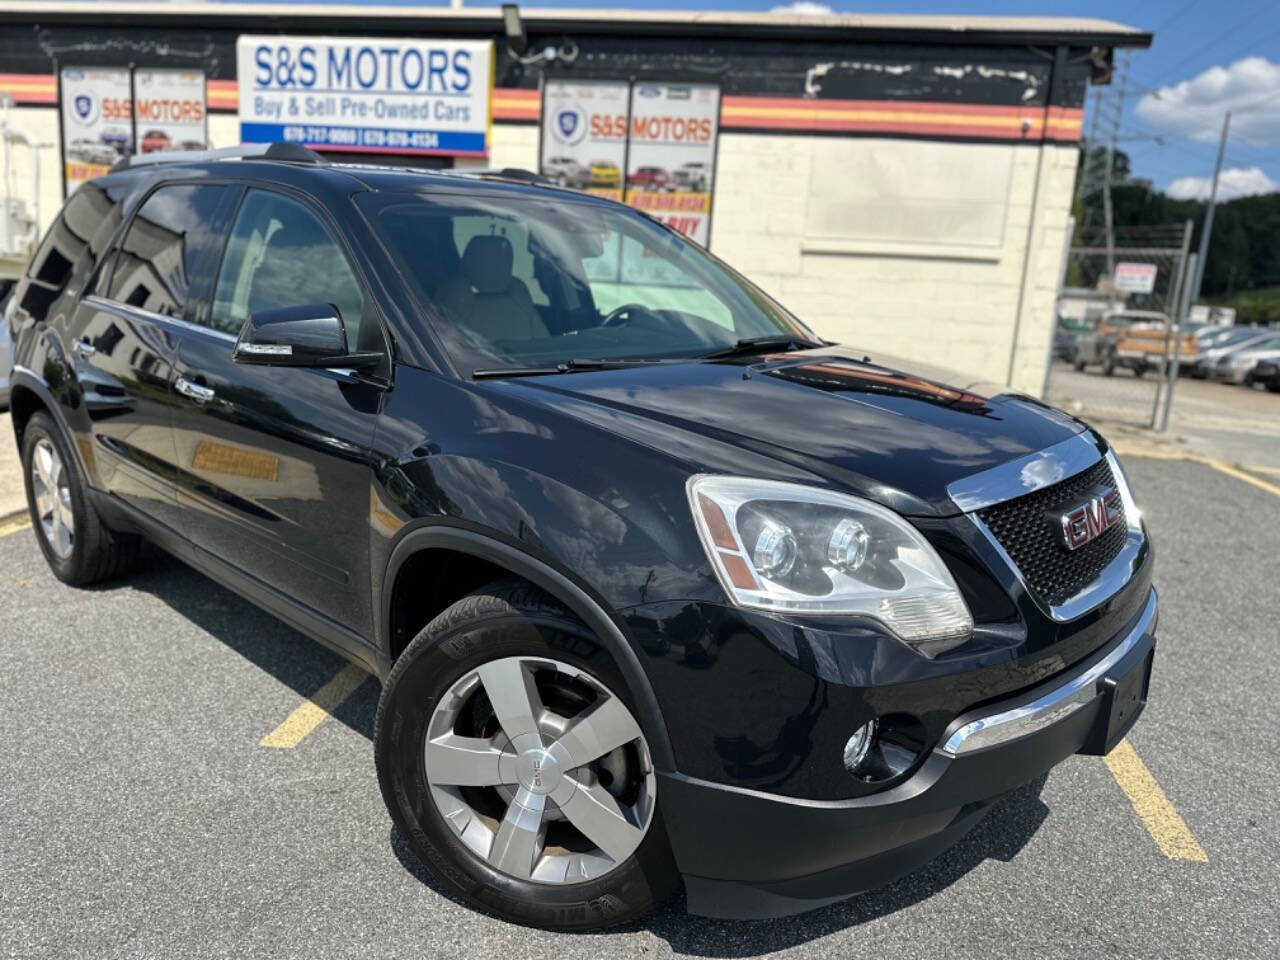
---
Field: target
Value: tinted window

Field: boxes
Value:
[211,190,365,346]
[107,183,226,318]
[365,192,804,372]
[21,182,127,319]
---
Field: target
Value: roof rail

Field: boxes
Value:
[108,142,324,173]
[450,167,555,186]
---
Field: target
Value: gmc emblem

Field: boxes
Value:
[1060,489,1122,550]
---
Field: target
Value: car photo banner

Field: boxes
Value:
[236,35,493,156]
[539,80,629,202]
[134,69,207,157]
[59,67,132,196]
[624,83,720,246]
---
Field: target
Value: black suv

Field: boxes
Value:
[5,145,1156,929]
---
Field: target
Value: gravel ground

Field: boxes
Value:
[1,456,1277,960]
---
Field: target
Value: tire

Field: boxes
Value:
[1102,357,1116,376]
[374,578,679,930]
[1072,357,1086,372]
[21,410,139,586]
[1133,363,1147,378]
[1266,379,1280,394]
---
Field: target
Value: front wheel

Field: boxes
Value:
[21,411,139,585]
[374,579,678,930]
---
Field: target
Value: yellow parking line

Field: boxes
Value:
[260,664,369,749]
[1104,739,1207,862]
[1248,464,1280,476]
[0,512,31,538]
[1111,448,1280,499]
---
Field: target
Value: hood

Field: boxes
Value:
[508,348,1086,516]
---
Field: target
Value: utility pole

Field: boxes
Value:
[1188,112,1231,316]
[1158,117,1229,432]
[1100,56,1129,279]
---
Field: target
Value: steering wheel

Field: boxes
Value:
[601,303,664,328]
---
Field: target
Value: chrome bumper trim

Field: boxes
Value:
[940,587,1157,757]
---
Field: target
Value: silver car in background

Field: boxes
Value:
[1210,334,1280,385]
[1191,328,1276,378]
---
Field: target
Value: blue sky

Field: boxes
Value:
[250,0,1280,200]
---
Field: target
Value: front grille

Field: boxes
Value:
[978,457,1128,607]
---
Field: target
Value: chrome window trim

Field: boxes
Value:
[946,432,1103,514]
[940,587,1156,756]
[81,294,237,343]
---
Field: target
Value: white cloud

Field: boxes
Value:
[1166,166,1279,201]
[770,2,835,14]
[1135,56,1280,144]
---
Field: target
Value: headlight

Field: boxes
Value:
[687,475,973,646]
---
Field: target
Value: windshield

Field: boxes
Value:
[361,190,810,373]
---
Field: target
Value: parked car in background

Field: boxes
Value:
[1053,315,1091,363]
[1210,336,1280,385]
[140,130,172,154]
[1072,310,1193,377]
[542,155,587,189]
[1252,359,1280,394]
[673,161,710,192]
[1190,327,1272,378]
[626,165,672,191]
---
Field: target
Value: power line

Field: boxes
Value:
[1133,0,1275,89]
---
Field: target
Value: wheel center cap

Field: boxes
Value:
[515,744,570,796]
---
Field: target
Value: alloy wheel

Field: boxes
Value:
[31,438,74,559]
[424,656,656,885]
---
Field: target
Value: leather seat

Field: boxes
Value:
[437,235,548,344]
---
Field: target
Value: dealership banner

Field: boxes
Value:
[236,35,493,156]
[538,80,629,202]
[134,69,207,156]
[624,83,720,246]
[59,67,132,196]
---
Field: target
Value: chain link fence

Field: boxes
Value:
[1045,223,1193,428]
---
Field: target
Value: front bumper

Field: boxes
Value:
[660,587,1158,920]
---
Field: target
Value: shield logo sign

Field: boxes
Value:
[557,110,579,139]
[74,94,93,120]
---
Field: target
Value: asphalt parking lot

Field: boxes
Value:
[1046,364,1280,470]
[2,455,1279,960]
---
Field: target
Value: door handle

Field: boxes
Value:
[175,376,216,404]
[73,339,96,358]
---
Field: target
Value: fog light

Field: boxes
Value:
[842,720,877,773]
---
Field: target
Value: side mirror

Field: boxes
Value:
[233,303,381,370]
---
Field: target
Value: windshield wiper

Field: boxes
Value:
[472,358,676,379]
[697,335,827,360]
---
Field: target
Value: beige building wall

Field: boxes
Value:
[708,133,1076,396]
[3,109,1074,396]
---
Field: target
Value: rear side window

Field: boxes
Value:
[20,182,126,319]
[107,183,227,318]
[210,189,366,347]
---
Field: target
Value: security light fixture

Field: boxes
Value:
[501,4,528,56]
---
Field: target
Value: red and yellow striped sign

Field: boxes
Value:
[0,73,1082,143]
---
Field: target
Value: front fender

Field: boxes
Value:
[378,522,677,772]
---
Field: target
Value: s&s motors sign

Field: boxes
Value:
[236,35,493,156]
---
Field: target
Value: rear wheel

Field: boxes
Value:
[21,411,139,585]
[374,579,678,930]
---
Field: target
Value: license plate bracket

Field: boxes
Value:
[1081,633,1155,756]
